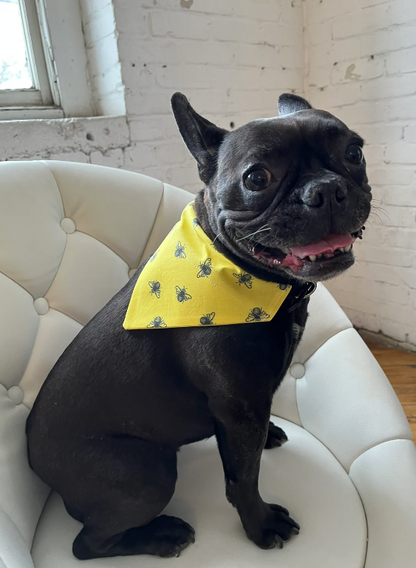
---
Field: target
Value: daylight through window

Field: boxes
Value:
[0,0,33,90]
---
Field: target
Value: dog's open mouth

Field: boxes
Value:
[247,228,364,272]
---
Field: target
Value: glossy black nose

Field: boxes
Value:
[301,176,347,208]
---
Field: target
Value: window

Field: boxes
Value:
[0,0,93,119]
[0,0,56,113]
[0,0,33,90]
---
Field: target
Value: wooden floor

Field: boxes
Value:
[367,341,416,444]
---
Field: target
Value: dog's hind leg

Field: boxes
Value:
[62,438,195,560]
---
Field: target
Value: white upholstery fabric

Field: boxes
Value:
[350,439,416,568]
[271,281,354,425]
[19,310,82,408]
[0,509,35,568]
[0,388,49,548]
[0,160,415,567]
[45,231,129,326]
[0,163,66,299]
[297,328,412,470]
[44,161,165,269]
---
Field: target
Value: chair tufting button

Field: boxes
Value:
[60,218,76,234]
[34,297,49,315]
[8,386,24,405]
[290,363,305,379]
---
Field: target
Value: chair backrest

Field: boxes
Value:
[0,160,411,558]
[0,160,192,551]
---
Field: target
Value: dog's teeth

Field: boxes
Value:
[308,255,317,262]
[345,244,352,252]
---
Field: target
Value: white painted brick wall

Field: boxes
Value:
[114,0,304,191]
[304,0,416,350]
[80,0,126,116]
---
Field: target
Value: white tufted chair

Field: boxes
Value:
[1,160,416,568]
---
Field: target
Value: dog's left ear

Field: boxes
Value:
[278,93,312,116]
[171,92,228,184]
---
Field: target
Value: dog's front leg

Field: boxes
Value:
[213,403,299,549]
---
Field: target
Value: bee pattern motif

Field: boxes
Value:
[245,307,270,323]
[197,258,212,278]
[147,316,167,328]
[233,272,253,288]
[175,286,192,303]
[148,281,161,298]
[192,217,200,228]
[174,241,187,259]
[200,312,215,325]
[278,283,288,290]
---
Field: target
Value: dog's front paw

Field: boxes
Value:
[247,504,300,550]
[264,422,288,449]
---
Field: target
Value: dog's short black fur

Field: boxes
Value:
[26,93,371,560]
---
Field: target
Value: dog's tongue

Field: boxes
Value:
[289,234,355,260]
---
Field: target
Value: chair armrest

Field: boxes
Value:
[350,439,416,568]
[0,508,35,568]
[296,328,412,471]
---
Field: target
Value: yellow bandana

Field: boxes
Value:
[123,203,292,330]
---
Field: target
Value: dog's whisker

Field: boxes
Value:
[370,207,389,220]
[212,228,227,246]
[368,211,387,224]
[237,226,271,242]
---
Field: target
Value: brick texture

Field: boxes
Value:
[80,0,126,116]
[304,0,416,349]
[114,0,304,191]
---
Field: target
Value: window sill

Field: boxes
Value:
[0,107,65,120]
[0,115,130,162]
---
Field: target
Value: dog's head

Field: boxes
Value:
[171,92,371,283]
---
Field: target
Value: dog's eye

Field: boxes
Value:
[345,144,363,165]
[244,169,272,191]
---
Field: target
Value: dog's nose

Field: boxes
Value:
[301,177,347,208]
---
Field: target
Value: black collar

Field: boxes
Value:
[286,281,317,312]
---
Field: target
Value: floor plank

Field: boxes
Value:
[366,341,416,446]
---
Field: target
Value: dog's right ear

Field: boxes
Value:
[171,93,228,184]
[278,93,312,116]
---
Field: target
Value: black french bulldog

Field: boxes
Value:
[26,93,371,560]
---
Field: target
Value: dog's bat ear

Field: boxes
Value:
[171,92,228,183]
[278,93,312,116]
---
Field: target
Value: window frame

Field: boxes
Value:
[0,0,93,120]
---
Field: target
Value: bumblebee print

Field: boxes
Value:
[147,316,167,328]
[197,258,212,278]
[148,281,161,298]
[174,241,187,259]
[175,286,192,303]
[233,272,253,289]
[245,307,270,323]
[200,312,215,325]
[123,204,292,331]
